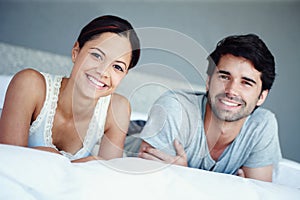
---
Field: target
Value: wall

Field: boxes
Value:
[0,0,299,162]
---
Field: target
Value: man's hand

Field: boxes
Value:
[237,168,246,178]
[138,139,188,167]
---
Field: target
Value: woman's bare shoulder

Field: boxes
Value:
[111,93,128,101]
[12,68,45,84]
[110,93,130,109]
[8,68,46,101]
[106,93,130,123]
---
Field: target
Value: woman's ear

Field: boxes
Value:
[71,42,80,62]
[256,90,269,106]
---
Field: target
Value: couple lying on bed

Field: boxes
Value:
[0,15,281,182]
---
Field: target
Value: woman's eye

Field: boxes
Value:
[113,64,124,72]
[91,52,103,61]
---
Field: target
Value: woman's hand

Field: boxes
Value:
[32,146,62,154]
[71,155,104,163]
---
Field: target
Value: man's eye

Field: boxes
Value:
[243,81,253,87]
[91,52,103,61]
[113,64,124,72]
[219,75,229,80]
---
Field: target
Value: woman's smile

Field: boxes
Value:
[86,74,109,90]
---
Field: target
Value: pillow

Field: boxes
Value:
[273,158,300,189]
[130,111,148,121]
[0,75,12,109]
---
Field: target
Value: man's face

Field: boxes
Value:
[207,54,268,122]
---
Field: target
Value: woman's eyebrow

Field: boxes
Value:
[90,47,106,56]
[116,60,128,69]
[90,47,128,69]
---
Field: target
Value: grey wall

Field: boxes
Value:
[0,0,299,162]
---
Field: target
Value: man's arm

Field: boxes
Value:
[237,165,273,182]
[138,139,188,167]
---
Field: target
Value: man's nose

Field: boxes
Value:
[225,79,239,96]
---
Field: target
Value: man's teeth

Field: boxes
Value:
[88,75,105,87]
[221,100,239,107]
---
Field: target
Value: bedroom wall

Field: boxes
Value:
[0,0,299,162]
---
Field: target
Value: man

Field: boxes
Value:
[138,34,281,182]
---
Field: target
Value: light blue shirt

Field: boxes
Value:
[140,90,282,174]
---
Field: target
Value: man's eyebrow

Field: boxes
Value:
[217,70,231,75]
[242,76,257,85]
[218,70,257,84]
[90,47,106,56]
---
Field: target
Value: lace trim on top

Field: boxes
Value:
[29,73,59,136]
[44,74,62,150]
[59,95,111,160]
[30,73,111,160]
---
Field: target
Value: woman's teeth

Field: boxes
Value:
[87,75,105,87]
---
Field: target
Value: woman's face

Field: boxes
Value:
[71,32,132,98]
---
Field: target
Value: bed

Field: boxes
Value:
[0,42,300,199]
[0,144,300,200]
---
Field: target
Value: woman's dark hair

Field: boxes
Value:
[77,15,140,70]
[207,34,275,91]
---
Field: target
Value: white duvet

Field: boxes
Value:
[0,144,299,200]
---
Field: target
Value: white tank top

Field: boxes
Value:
[28,72,111,160]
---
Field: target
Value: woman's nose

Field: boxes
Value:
[96,64,110,78]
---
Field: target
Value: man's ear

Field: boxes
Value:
[256,90,269,106]
[206,76,211,92]
[71,42,80,63]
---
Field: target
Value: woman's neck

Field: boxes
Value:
[57,78,97,120]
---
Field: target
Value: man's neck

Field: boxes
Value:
[204,103,247,160]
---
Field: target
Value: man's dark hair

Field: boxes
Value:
[207,34,276,91]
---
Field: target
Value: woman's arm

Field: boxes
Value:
[71,155,103,163]
[98,93,130,160]
[0,69,46,146]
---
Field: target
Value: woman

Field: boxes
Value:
[0,15,140,162]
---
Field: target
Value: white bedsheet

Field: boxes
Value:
[0,144,299,200]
